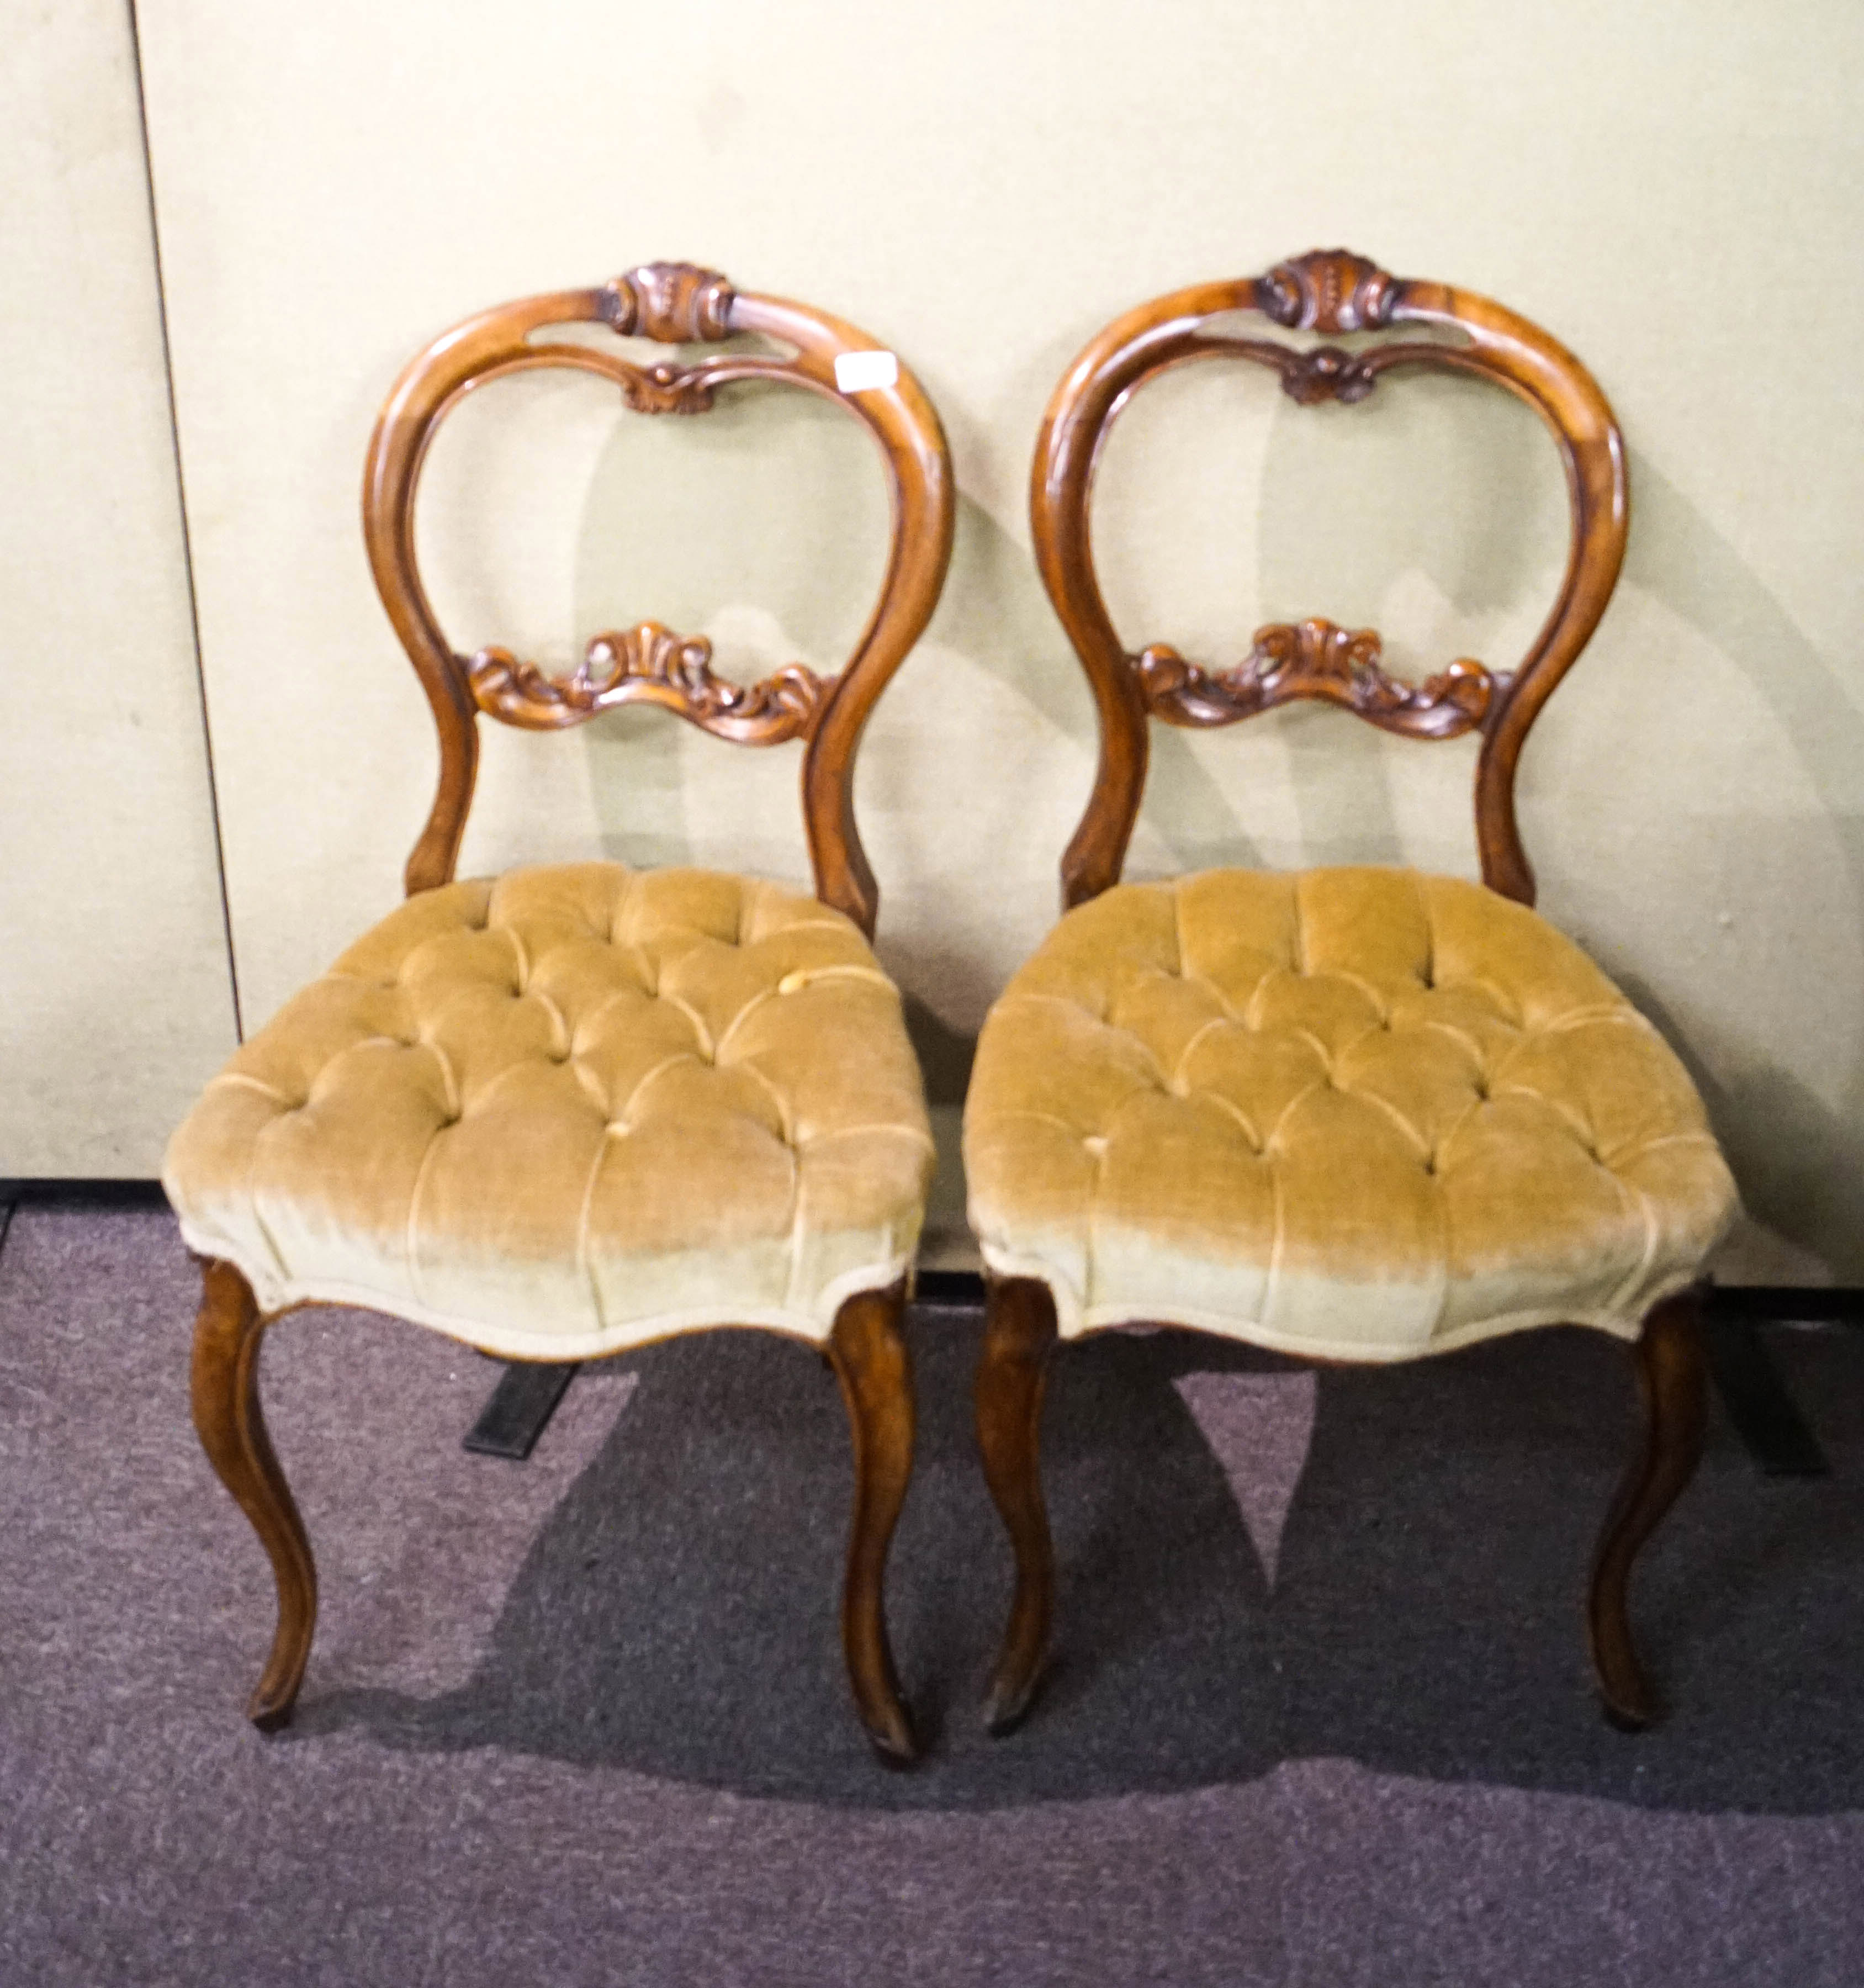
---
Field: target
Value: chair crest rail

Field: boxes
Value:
[364,260,954,933]
[1035,247,1628,911]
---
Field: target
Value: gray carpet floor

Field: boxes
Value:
[3,1200,1862,1984]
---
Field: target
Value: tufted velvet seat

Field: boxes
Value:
[167,864,934,1358]
[966,866,1734,1358]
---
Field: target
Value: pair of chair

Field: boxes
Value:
[167,251,1737,1765]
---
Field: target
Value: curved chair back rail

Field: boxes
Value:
[363,260,955,934]
[1032,247,1627,910]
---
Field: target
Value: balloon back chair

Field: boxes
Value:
[166,262,954,1763]
[964,249,1738,1735]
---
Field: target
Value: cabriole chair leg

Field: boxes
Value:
[825,1281,918,1763]
[189,1257,318,1732]
[975,1274,1058,1734]
[1586,1286,1708,1730]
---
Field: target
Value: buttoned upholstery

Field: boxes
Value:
[965,866,1736,1360]
[167,863,934,1359]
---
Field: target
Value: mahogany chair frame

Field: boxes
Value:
[189,261,954,1762]
[977,248,1704,1736]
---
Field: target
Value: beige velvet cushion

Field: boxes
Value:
[165,864,934,1358]
[965,867,1737,1360]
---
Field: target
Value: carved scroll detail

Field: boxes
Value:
[619,362,718,414]
[1280,346,1379,405]
[1136,618,1499,739]
[1259,250,1397,335]
[600,262,737,343]
[467,620,827,742]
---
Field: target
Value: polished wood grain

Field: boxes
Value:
[188,1257,317,1732]
[975,1275,1060,1734]
[1137,616,1499,739]
[363,260,955,934]
[1587,1287,1708,1729]
[825,1280,918,1762]
[1031,246,1627,910]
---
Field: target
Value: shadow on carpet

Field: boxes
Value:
[287,1306,1864,1815]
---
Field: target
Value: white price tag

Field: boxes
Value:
[833,349,899,393]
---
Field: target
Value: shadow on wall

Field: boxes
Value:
[1122,364,1864,1279]
[1616,451,1864,1278]
[568,376,1261,892]
[560,357,1864,1276]
[1250,365,1564,868]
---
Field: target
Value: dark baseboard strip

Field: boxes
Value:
[1708,1285,1864,1326]
[0,1178,171,1208]
[463,1362,581,1461]
[917,1268,986,1308]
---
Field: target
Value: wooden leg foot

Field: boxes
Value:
[975,1275,1058,1735]
[1587,1287,1707,1730]
[189,1259,317,1731]
[826,1282,918,1763]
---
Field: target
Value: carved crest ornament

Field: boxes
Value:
[600,261,738,343]
[1258,248,1398,335]
[1135,617,1501,740]
[1245,251,1401,404]
[467,620,827,744]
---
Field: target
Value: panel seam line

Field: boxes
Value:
[125,0,243,1041]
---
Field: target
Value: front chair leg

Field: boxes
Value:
[825,1281,917,1763]
[975,1274,1058,1735]
[1587,1287,1708,1730]
[189,1257,317,1732]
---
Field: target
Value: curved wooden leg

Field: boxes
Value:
[1587,1287,1707,1731]
[825,1281,917,1763]
[975,1275,1058,1735]
[189,1258,317,1732]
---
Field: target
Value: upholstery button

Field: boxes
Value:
[1083,1134,1109,1159]
[778,971,809,995]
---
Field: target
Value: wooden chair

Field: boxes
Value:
[964,249,1737,1736]
[167,262,953,1762]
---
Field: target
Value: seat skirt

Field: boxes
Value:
[165,864,935,1358]
[963,868,1737,1360]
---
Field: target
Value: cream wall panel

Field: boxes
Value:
[140,0,1864,1275]
[0,0,237,1175]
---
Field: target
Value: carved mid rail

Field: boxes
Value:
[1135,617,1503,739]
[467,620,828,743]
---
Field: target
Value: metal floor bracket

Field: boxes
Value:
[463,1361,581,1461]
[1703,1305,1831,1478]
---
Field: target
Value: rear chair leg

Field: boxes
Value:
[189,1258,317,1731]
[826,1281,917,1763]
[974,1275,1058,1734]
[1587,1287,1707,1730]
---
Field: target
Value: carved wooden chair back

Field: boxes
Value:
[1031,248,1627,911]
[363,260,955,935]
